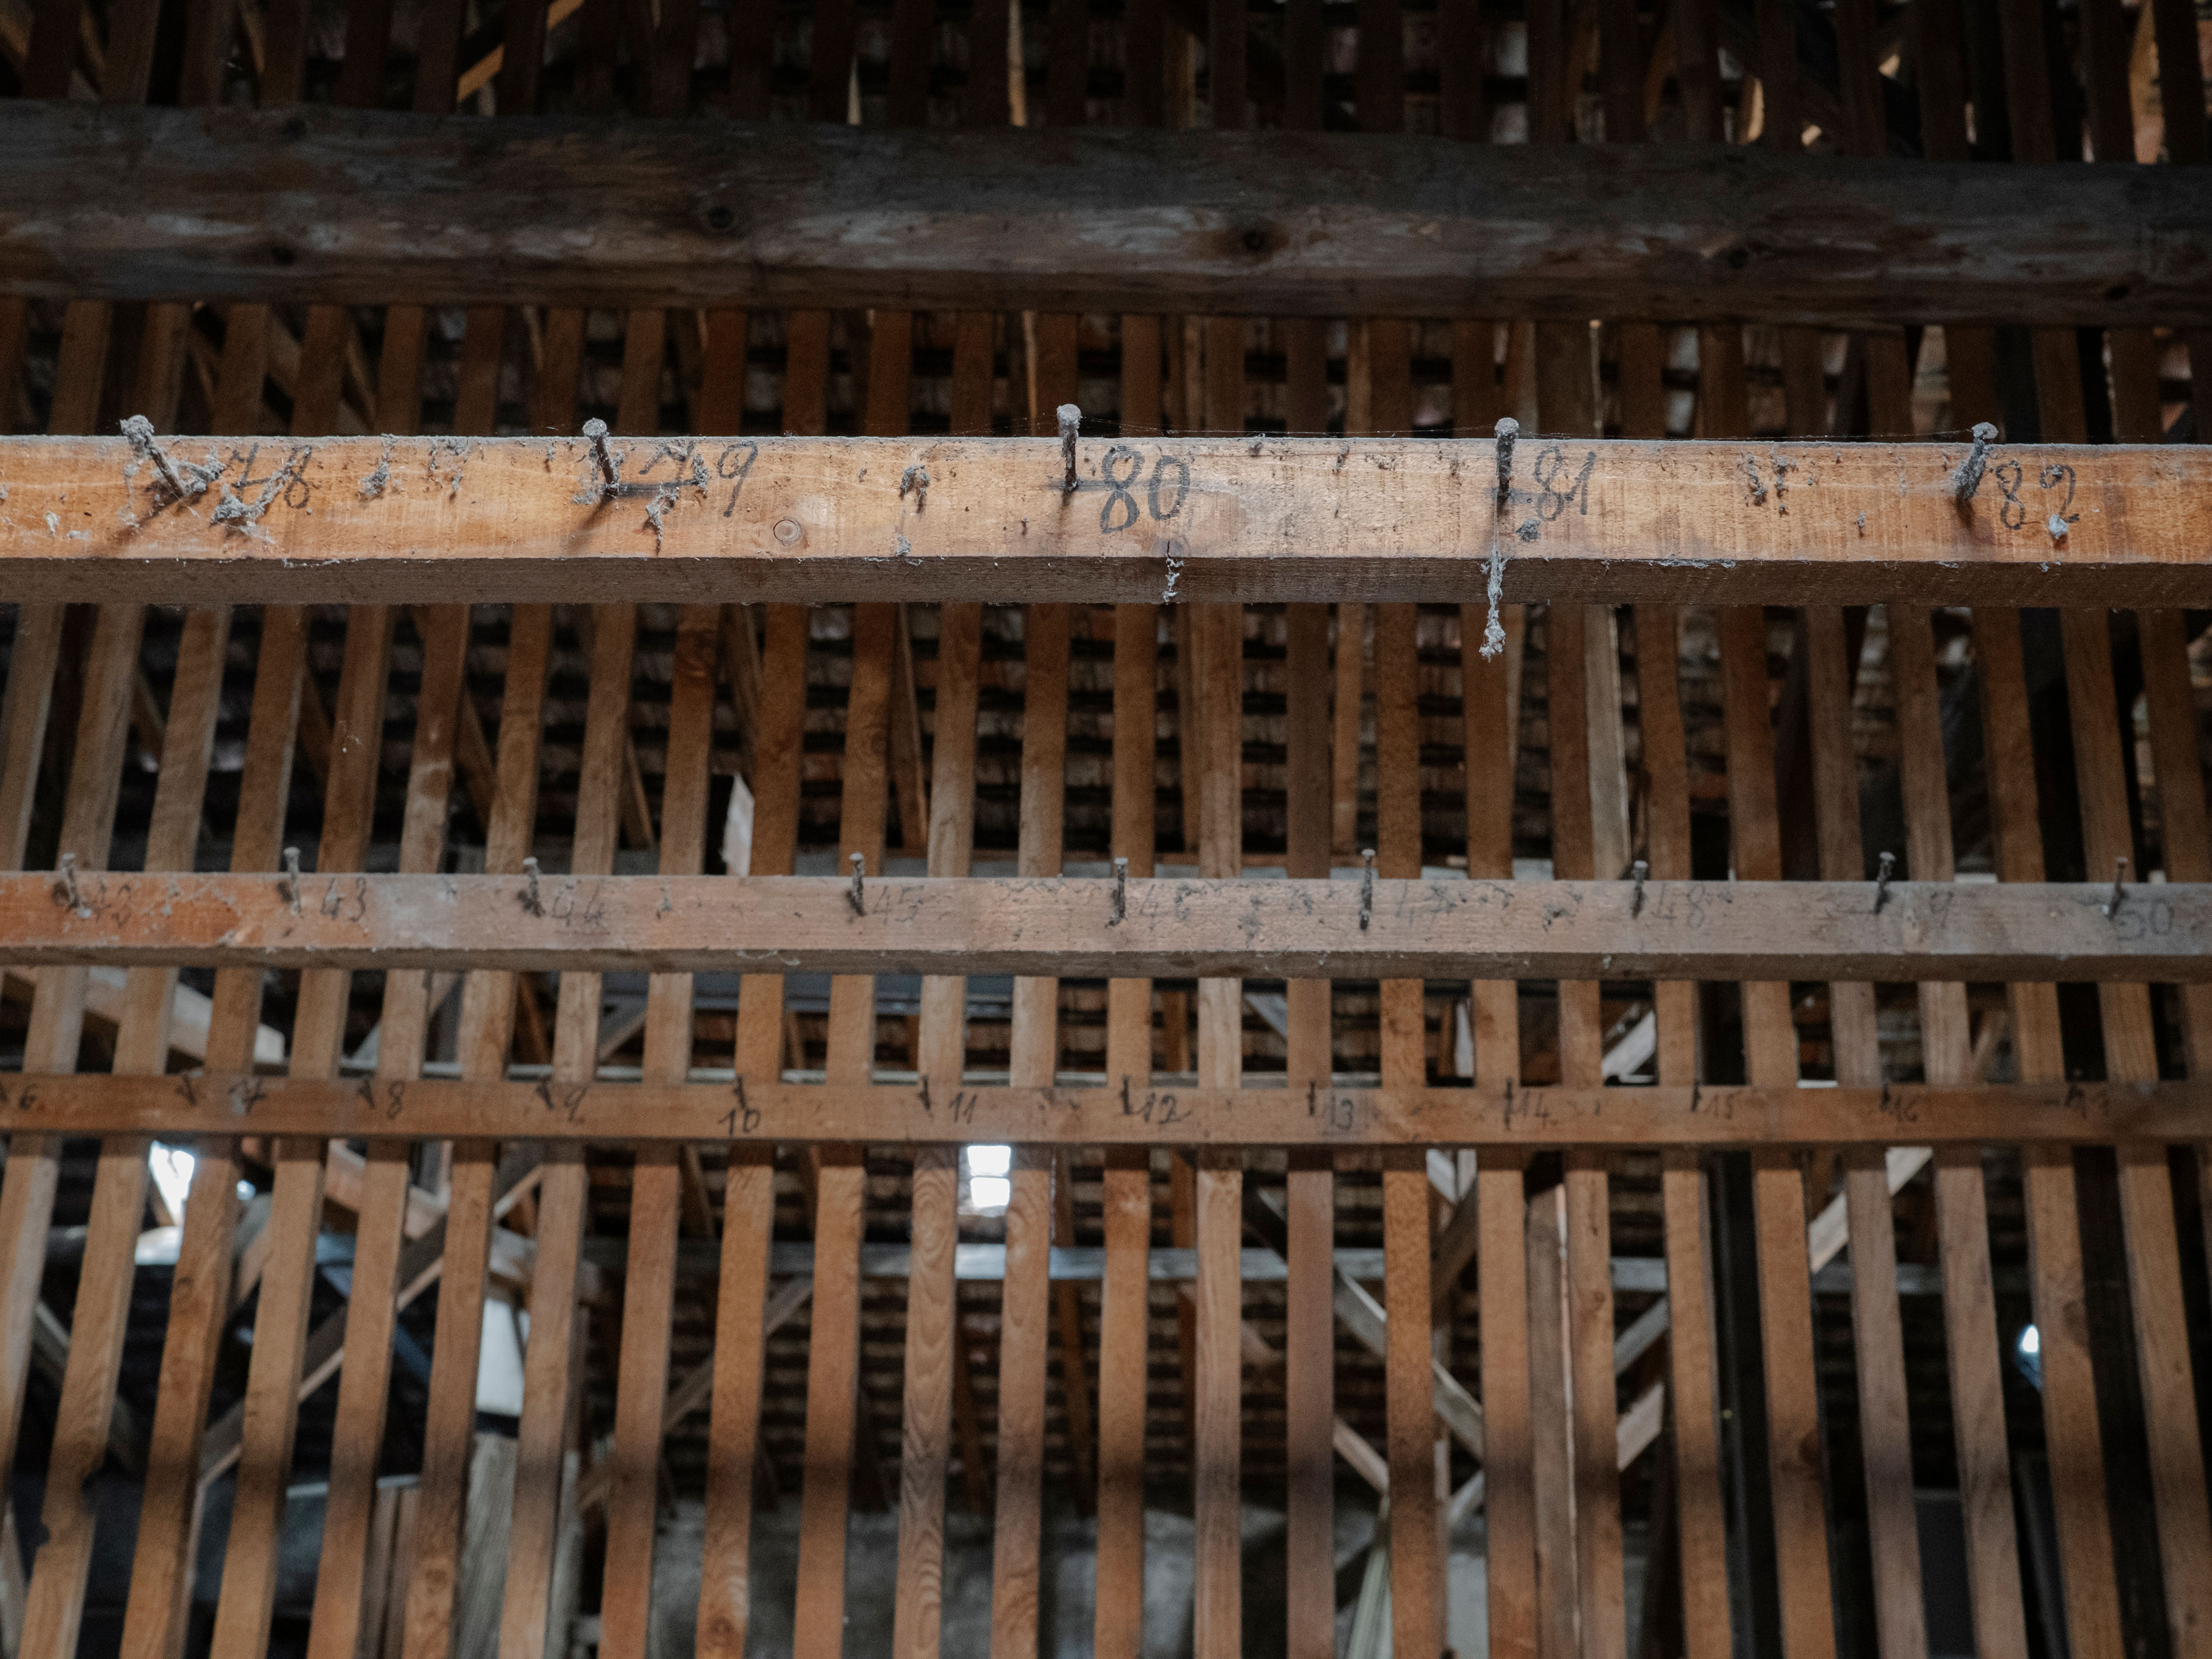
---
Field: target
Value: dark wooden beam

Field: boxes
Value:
[7,871,2209,982]
[6,1070,2205,1147]
[2,103,2206,325]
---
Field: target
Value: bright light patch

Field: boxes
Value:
[2018,1324,2040,1356]
[149,1145,195,1218]
[965,1144,1013,1214]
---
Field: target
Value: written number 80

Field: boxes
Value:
[1099,449,1191,534]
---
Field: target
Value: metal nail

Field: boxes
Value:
[1110,855,1128,926]
[1360,849,1376,932]
[281,846,302,914]
[1058,403,1083,495]
[849,852,867,917]
[1631,858,1647,917]
[522,855,544,917]
[582,417,619,498]
[2104,856,2128,917]
[1874,850,1895,912]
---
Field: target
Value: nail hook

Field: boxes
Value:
[1874,850,1896,912]
[849,852,867,917]
[1057,403,1083,495]
[281,847,302,914]
[1630,858,1648,917]
[1110,855,1128,926]
[582,417,619,499]
[2104,855,2128,917]
[522,855,544,917]
[1360,849,1376,933]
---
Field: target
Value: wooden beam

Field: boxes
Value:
[12,869,2209,982]
[9,105,2210,325]
[18,433,2211,606]
[18,1070,2199,1148]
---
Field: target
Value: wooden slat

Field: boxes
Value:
[307,603,470,1659]
[1889,602,2031,1658]
[14,605,228,1659]
[793,595,895,1659]
[891,596,981,1659]
[1094,596,1156,1659]
[1974,600,2125,1659]
[117,604,306,1659]
[1193,1144,1244,1659]
[399,603,551,1659]
[20,433,2212,608]
[1526,1179,1576,1657]
[498,605,634,1659]
[1633,597,1731,1659]
[1283,597,1334,1659]
[209,600,394,1659]
[1373,600,1440,1654]
[1719,602,1837,1659]
[2060,608,2212,1658]
[0,600,144,1520]
[1805,602,1928,1659]
[600,603,718,1659]
[990,599,1070,1655]
[698,605,807,1657]
[1550,602,1628,1657]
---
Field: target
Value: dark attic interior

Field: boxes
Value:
[0,0,2210,1656]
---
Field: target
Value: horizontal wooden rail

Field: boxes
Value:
[3,1071,2201,1145]
[5,434,2206,605]
[7,871,2208,981]
[3,104,2206,325]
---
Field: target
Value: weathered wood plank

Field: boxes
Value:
[14,605,227,1659]
[499,605,633,1659]
[600,603,718,1659]
[400,603,550,1659]
[118,603,305,1659]
[11,105,2207,326]
[307,603,469,1659]
[11,1070,2205,1147]
[209,602,394,1659]
[9,433,2211,606]
[1806,602,1929,1659]
[2060,610,2212,1658]
[11,869,2206,981]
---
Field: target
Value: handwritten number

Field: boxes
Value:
[1099,447,1142,532]
[1148,455,1190,522]
[716,442,759,518]
[1994,458,2027,530]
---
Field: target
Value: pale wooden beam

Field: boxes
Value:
[12,433,2210,605]
[10,869,2207,982]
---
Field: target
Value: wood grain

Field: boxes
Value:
[13,433,2212,607]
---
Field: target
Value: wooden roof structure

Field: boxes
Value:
[1,0,2210,1656]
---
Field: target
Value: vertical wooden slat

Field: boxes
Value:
[0,600,144,1520]
[1632,601,1730,1659]
[1719,603,1836,1659]
[893,599,982,1659]
[499,605,634,1659]
[1192,1145,1244,1659]
[1465,582,1533,1658]
[0,606,64,871]
[1889,603,2034,1658]
[14,606,227,1659]
[698,603,807,1657]
[1282,599,1335,1659]
[794,597,894,1658]
[1095,598,1157,1659]
[1974,606,2124,1659]
[119,606,306,1659]
[990,600,1070,1655]
[1548,601,1628,1657]
[599,605,720,1659]
[1374,600,1440,1652]
[305,605,471,1659]
[210,602,395,1659]
[399,603,551,1659]
[1804,603,1928,1659]
[1526,1183,1577,1657]
[2060,610,2212,1658]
